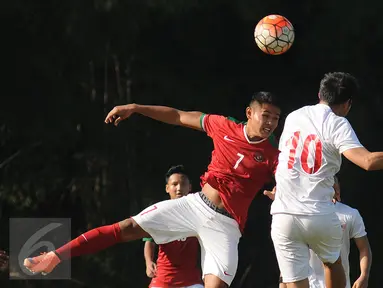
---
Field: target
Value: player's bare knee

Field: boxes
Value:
[285,278,309,288]
[323,256,342,268]
[204,283,228,288]
[203,274,228,288]
[118,218,149,241]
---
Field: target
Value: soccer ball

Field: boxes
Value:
[254,14,295,55]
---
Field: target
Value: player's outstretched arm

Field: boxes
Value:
[352,236,372,288]
[343,147,383,171]
[105,104,204,131]
[144,240,157,278]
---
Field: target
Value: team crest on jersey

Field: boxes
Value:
[254,151,264,162]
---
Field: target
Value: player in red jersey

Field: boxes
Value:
[23,92,281,288]
[143,165,203,288]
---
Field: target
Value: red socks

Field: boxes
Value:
[56,223,122,260]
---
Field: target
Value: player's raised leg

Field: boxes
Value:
[23,218,146,274]
[24,195,199,275]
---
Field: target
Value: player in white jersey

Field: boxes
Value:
[270,72,383,288]
[273,177,372,288]
[308,177,372,288]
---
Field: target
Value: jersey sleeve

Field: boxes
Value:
[200,114,228,137]
[142,237,154,242]
[349,209,367,239]
[331,117,363,154]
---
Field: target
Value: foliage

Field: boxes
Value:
[1,0,382,287]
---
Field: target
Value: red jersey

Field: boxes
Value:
[200,114,279,232]
[145,237,202,287]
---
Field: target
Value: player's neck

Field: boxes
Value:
[245,125,264,142]
[318,101,343,116]
[318,100,329,107]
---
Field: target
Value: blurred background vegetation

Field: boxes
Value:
[1,0,382,287]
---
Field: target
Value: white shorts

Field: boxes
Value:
[132,192,241,286]
[271,213,342,283]
[152,285,204,288]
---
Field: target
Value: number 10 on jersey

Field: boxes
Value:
[287,131,323,174]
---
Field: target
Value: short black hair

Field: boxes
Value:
[249,91,280,109]
[165,165,189,183]
[319,72,359,105]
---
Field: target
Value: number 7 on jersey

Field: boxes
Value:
[234,153,244,169]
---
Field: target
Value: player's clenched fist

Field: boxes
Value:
[352,275,368,288]
[105,104,137,126]
[146,261,157,278]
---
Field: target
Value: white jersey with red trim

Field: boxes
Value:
[308,202,367,288]
[271,104,363,215]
